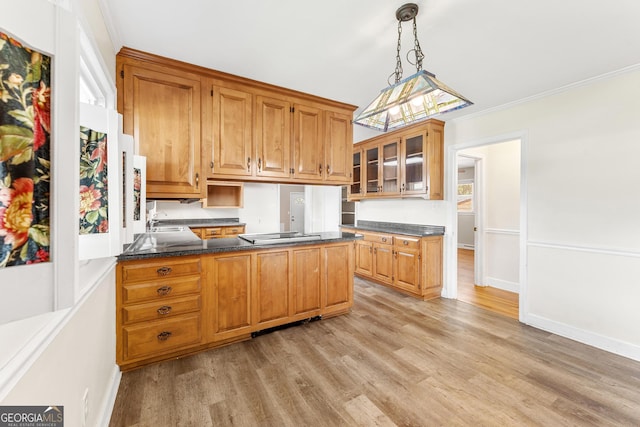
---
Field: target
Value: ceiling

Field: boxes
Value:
[103,0,640,139]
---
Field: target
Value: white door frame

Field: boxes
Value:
[445,131,529,322]
[457,153,484,285]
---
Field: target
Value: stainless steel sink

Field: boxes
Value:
[125,229,202,253]
[239,232,322,245]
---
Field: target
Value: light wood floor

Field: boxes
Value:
[457,248,519,320]
[110,278,640,426]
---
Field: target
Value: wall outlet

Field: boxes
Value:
[82,388,89,427]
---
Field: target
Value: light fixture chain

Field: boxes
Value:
[394,19,403,83]
[412,16,425,71]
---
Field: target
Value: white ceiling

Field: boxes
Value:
[103,0,640,133]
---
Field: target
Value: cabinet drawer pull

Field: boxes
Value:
[326,164,331,173]
[319,163,323,174]
[247,157,251,172]
[258,158,262,172]
[157,305,172,315]
[157,331,172,341]
[381,237,388,243]
[157,285,173,296]
[156,266,172,276]
[403,240,409,245]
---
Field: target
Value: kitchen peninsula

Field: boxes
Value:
[116,229,359,370]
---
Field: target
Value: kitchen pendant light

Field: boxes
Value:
[354,3,472,132]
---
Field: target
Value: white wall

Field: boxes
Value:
[447,67,640,361]
[2,268,119,427]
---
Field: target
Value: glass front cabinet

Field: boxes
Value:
[350,119,444,201]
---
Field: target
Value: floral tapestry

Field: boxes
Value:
[0,31,51,268]
[133,167,141,221]
[79,126,109,234]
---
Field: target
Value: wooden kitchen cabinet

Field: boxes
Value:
[191,224,246,239]
[116,240,355,370]
[349,149,364,200]
[208,253,253,342]
[345,228,443,300]
[117,53,204,199]
[117,47,356,192]
[291,246,322,316]
[353,119,444,200]
[203,85,253,178]
[254,250,290,328]
[116,255,203,369]
[322,243,354,316]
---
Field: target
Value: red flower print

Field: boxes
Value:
[0,177,34,248]
[32,81,51,151]
[79,184,102,217]
[26,248,49,264]
[90,136,107,174]
[98,219,109,233]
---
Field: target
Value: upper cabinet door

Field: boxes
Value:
[292,103,323,181]
[401,131,427,196]
[324,111,352,183]
[255,96,291,178]
[208,85,253,177]
[122,64,203,198]
[381,140,401,195]
[425,121,444,200]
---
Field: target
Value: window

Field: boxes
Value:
[457,182,474,212]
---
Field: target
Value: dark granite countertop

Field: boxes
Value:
[118,231,362,261]
[154,218,246,228]
[341,220,445,237]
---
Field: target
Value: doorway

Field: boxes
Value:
[289,192,305,233]
[447,135,527,321]
[279,184,305,232]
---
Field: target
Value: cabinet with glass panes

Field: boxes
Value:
[349,149,363,200]
[352,119,444,200]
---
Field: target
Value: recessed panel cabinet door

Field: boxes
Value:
[255,250,290,327]
[324,111,352,183]
[293,104,323,181]
[209,86,253,177]
[122,64,203,198]
[292,247,321,315]
[394,248,420,293]
[255,96,290,178]
[323,243,353,315]
[355,240,373,276]
[211,253,252,341]
[373,244,393,284]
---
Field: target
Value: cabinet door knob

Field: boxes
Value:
[195,172,199,189]
[258,158,262,172]
[157,331,172,341]
[403,240,409,245]
[247,157,251,172]
[326,164,331,173]
[319,163,323,174]
[381,237,387,243]
[210,161,214,171]
[156,267,172,276]
[157,285,172,296]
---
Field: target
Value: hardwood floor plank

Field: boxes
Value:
[109,279,640,427]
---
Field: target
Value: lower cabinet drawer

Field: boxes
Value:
[123,276,201,304]
[122,295,201,324]
[123,313,201,360]
[394,236,420,250]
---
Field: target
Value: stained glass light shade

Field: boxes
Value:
[354,70,473,132]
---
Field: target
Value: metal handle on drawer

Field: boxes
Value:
[381,237,388,243]
[157,305,172,315]
[157,331,172,341]
[157,266,172,276]
[156,285,172,296]
[403,240,409,246]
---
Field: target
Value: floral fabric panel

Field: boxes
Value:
[133,167,141,221]
[79,126,109,234]
[0,31,51,268]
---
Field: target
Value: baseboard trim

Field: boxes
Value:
[98,365,121,427]
[486,277,519,293]
[526,314,640,362]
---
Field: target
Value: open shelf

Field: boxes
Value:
[203,181,244,208]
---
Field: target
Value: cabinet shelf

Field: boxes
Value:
[203,181,243,208]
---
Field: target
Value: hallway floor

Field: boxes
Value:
[457,248,519,320]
